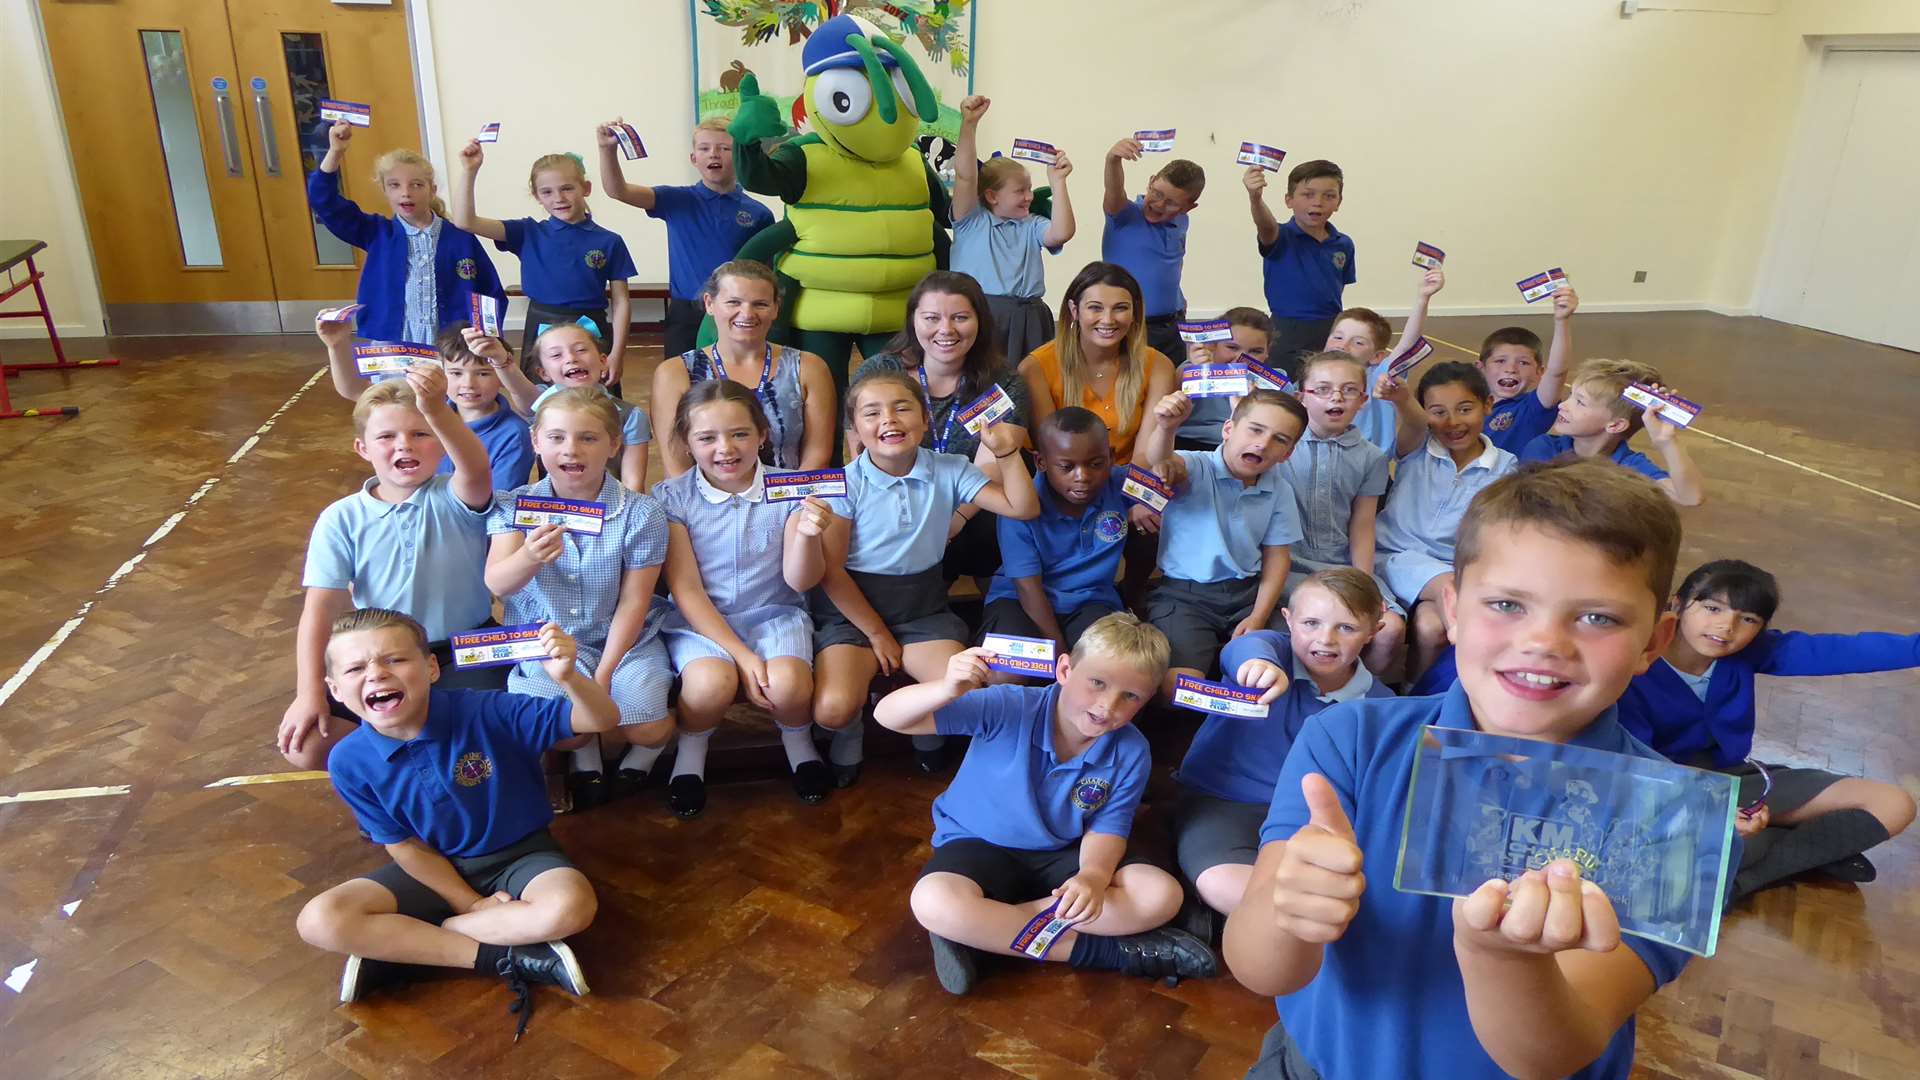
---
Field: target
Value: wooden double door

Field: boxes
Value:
[39,0,424,333]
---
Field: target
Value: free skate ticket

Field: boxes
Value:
[982,634,1056,678]
[1245,357,1291,391]
[1177,319,1234,344]
[512,495,607,534]
[1237,142,1287,172]
[1516,266,1569,304]
[1183,363,1250,398]
[1120,465,1173,512]
[1010,899,1076,960]
[353,341,440,376]
[764,468,847,502]
[319,99,372,127]
[1134,128,1176,152]
[1385,337,1435,382]
[476,122,501,143]
[450,623,547,669]
[956,384,1016,435]
[470,293,501,337]
[1412,241,1446,269]
[613,122,646,161]
[1009,138,1058,165]
[317,303,363,324]
[1171,674,1268,719]
[1621,382,1702,428]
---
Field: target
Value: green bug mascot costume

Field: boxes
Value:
[725,14,952,397]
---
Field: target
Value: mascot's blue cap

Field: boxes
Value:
[803,14,899,76]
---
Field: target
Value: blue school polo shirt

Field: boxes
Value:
[931,683,1151,849]
[647,183,774,300]
[1102,196,1188,317]
[498,215,637,309]
[1518,434,1669,481]
[303,475,492,642]
[1177,631,1393,805]
[1258,682,1694,1080]
[1281,424,1391,566]
[951,210,1055,299]
[985,473,1130,615]
[1260,218,1356,321]
[1374,437,1518,563]
[328,689,571,858]
[1156,448,1304,583]
[437,403,535,492]
[1485,392,1557,453]
[830,450,989,577]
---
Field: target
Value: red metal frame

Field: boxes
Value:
[0,245,117,421]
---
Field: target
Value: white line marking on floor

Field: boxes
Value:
[1418,333,1919,513]
[0,367,328,709]
[0,785,131,805]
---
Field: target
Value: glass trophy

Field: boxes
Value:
[1394,725,1738,957]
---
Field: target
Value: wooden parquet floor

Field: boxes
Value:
[0,313,1915,1078]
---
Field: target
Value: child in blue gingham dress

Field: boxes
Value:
[652,380,836,814]
[484,387,672,812]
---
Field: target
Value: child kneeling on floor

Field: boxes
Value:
[296,610,617,1038]
[875,612,1219,995]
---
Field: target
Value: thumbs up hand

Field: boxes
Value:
[1271,773,1366,944]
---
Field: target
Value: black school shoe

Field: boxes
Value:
[1111,927,1220,985]
[791,759,832,804]
[831,761,862,789]
[667,774,707,818]
[494,941,589,1042]
[338,954,421,1003]
[567,769,610,811]
[610,767,649,801]
[928,934,979,996]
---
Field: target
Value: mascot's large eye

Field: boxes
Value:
[813,70,872,126]
[890,67,919,118]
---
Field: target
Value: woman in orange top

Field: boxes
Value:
[1020,262,1177,465]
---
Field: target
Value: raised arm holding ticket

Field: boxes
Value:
[950,95,1076,362]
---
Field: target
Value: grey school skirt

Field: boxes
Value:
[986,294,1055,367]
[810,565,968,652]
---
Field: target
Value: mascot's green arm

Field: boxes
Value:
[728,73,810,204]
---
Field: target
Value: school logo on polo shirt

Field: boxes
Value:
[1071,777,1113,811]
[453,752,495,787]
[1094,510,1126,544]
[1488,410,1516,432]
[584,249,608,270]
[456,258,477,280]
[736,209,757,226]
[1331,251,1348,270]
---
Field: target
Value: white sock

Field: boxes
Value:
[779,724,822,769]
[827,720,864,766]
[618,741,665,775]
[671,729,714,779]
[569,744,602,773]
[911,733,946,752]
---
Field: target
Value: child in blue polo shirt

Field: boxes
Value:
[1134,389,1311,690]
[295,610,615,1030]
[1102,137,1204,362]
[979,408,1139,654]
[453,144,638,388]
[319,319,533,492]
[1248,160,1354,371]
[598,116,775,359]
[951,95,1076,361]
[468,324,652,489]
[1282,350,1405,672]
[278,367,500,772]
[876,612,1218,994]
[1372,362,1519,682]
[1224,459,1715,1080]
[810,369,1040,784]
[1174,569,1393,931]
[309,122,506,345]
[1473,284,1580,452]
[1618,559,1916,898]
[1174,307,1273,452]
[1519,358,1707,506]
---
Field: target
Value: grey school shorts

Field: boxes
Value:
[1144,577,1284,676]
[362,829,574,923]
[1172,790,1270,884]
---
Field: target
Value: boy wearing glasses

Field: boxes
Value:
[1278,351,1406,673]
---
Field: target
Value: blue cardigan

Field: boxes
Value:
[1618,630,1920,767]
[307,169,506,343]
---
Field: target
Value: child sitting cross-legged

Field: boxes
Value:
[876,612,1219,995]
[295,611,613,1037]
